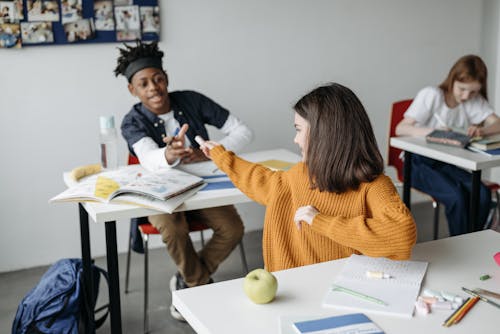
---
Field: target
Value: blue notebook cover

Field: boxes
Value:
[293,313,384,334]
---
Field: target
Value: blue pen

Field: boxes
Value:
[166,128,181,147]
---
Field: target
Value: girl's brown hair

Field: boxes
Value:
[439,55,488,100]
[294,83,384,193]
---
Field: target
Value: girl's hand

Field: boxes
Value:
[468,125,482,138]
[181,148,209,164]
[294,205,319,230]
[163,124,189,164]
[195,136,221,159]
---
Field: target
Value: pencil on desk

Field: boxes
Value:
[331,284,387,306]
[442,297,469,327]
[453,297,479,324]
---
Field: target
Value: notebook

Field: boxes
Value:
[289,313,384,334]
[322,254,428,318]
[425,129,470,148]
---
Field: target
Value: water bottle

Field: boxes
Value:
[99,115,119,170]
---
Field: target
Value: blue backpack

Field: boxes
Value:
[12,258,109,334]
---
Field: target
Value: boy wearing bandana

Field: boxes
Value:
[115,41,253,321]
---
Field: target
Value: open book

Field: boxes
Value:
[50,165,205,213]
[323,254,428,318]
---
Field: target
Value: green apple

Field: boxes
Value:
[243,268,278,304]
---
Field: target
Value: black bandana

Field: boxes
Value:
[124,57,163,81]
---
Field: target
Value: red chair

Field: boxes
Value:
[388,100,499,239]
[388,99,441,240]
[124,154,249,333]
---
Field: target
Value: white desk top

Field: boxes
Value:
[390,136,500,171]
[63,149,300,223]
[173,230,500,334]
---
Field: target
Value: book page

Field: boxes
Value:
[323,254,428,318]
[113,168,204,200]
[114,184,206,213]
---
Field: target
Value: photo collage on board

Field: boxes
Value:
[0,0,159,48]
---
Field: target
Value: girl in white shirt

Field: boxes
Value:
[395,55,500,236]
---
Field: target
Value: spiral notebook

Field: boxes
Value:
[322,255,428,318]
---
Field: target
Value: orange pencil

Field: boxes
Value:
[453,296,480,324]
[443,297,470,327]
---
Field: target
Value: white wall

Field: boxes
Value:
[0,0,489,272]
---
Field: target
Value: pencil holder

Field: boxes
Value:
[494,252,500,266]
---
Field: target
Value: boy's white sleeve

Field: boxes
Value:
[217,114,253,152]
[132,137,179,172]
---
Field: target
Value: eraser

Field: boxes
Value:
[419,296,438,304]
[415,297,430,315]
[195,135,205,145]
[494,252,500,266]
[480,274,491,281]
[423,288,444,301]
[366,270,391,279]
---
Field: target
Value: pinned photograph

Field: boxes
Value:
[113,0,131,5]
[64,18,95,43]
[0,1,13,23]
[21,21,53,44]
[12,0,22,20]
[27,0,59,22]
[114,5,140,31]
[116,29,140,42]
[0,22,21,48]
[61,0,82,24]
[94,0,114,31]
[0,0,22,23]
[140,6,159,34]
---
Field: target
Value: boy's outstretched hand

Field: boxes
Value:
[195,136,221,159]
[163,124,189,164]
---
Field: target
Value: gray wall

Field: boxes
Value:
[0,0,495,272]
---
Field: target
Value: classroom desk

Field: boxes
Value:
[173,230,500,334]
[390,136,500,233]
[63,149,300,334]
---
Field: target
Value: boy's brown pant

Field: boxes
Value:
[148,205,244,287]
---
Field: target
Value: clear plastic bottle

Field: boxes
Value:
[99,115,119,170]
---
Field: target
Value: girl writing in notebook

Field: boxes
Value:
[395,55,500,236]
[197,83,417,272]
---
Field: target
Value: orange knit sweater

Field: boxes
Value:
[211,146,417,272]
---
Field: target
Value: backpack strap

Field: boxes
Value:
[79,265,110,331]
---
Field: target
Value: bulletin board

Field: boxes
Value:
[0,0,160,48]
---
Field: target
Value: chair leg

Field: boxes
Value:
[485,192,500,230]
[200,230,205,248]
[432,201,440,240]
[125,222,133,294]
[238,239,249,274]
[143,234,149,334]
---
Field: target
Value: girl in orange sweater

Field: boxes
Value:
[198,83,417,272]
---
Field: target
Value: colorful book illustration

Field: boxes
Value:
[290,313,384,334]
[323,254,428,318]
[50,165,205,213]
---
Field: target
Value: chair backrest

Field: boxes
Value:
[128,154,140,165]
[388,99,413,182]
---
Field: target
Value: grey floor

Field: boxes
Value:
[0,201,483,334]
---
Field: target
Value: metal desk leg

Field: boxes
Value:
[79,203,95,334]
[105,221,123,334]
[470,171,481,233]
[403,151,412,210]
